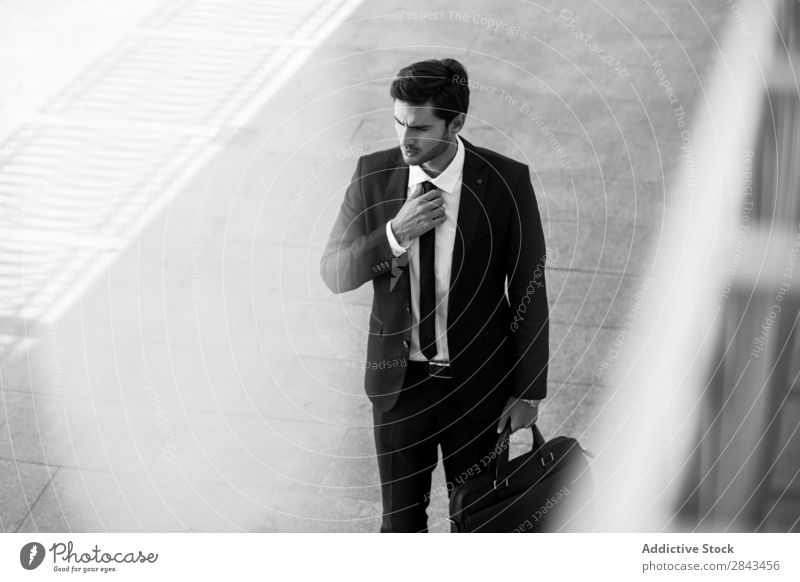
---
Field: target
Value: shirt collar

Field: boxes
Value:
[407,135,465,194]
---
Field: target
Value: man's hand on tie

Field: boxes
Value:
[389,184,445,246]
[496,396,540,433]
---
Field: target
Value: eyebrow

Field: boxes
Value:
[394,116,431,130]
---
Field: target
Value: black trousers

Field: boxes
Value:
[373,362,505,533]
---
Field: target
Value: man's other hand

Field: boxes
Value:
[389,184,445,244]
[496,396,540,433]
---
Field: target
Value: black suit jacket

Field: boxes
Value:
[320,137,549,413]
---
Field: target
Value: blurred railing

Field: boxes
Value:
[592,0,799,532]
[674,0,800,532]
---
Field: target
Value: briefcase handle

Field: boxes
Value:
[493,423,547,489]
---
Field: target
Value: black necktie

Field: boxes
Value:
[419,181,437,361]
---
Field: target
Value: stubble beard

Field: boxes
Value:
[403,129,452,167]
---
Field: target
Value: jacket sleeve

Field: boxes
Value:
[320,156,396,294]
[506,165,549,399]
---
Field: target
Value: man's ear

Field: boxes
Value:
[448,113,466,135]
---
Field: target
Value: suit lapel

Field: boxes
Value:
[386,152,409,293]
[384,151,409,223]
[449,139,489,293]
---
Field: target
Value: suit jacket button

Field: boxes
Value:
[405,304,411,313]
[402,340,410,349]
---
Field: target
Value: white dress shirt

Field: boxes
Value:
[385,135,465,363]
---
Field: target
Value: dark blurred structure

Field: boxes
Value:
[675,0,800,532]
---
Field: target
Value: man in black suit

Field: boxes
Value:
[320,58,549,532]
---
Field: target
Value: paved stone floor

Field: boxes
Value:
[0,0,729,532]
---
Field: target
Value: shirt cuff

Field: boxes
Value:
[385,221,408,257]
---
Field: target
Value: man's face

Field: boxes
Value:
[393,100,454,166]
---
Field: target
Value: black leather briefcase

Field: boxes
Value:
[449,424,594,532]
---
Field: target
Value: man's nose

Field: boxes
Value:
[398,126,414,147]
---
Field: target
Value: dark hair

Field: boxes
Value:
[389,58,469,124]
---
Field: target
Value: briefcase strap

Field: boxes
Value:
[493,423,547,489]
